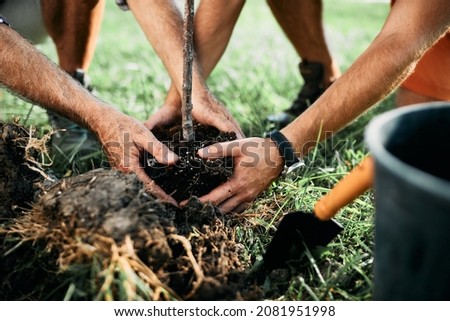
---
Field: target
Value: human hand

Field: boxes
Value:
[192,91,245,139]
[144,103,181,130]
[146,91,244,140]
[194,137,284,213]
[90,108,179,204]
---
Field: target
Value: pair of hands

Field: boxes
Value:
[95,98,284,212]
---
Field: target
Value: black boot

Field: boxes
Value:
[48,69,103,175]
[266,61,325,129]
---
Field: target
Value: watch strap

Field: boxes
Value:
[265,130,301,168]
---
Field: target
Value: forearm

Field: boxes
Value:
[194,0,245,77]
[127,0,207,98]
[282,0,450,157]
[0,24,112,132]
[163,0,244,107]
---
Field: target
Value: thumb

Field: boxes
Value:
[198,140,242,159]
[146,137,179,165]
[212,116,245,140]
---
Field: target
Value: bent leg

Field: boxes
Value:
[266,0,341,128]
[396,34,450,107]
[40,0,105,173]
[41,0,105,74]
[395,87,435,107]
[267,0,340,86]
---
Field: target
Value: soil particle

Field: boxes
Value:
[0,121,45,218]
[145,124,236,202]
[0,121,269,301]
[2,168,263,300]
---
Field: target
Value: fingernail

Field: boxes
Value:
[202,146,218,157]
[168,151,179,163]
[160,150,179,164]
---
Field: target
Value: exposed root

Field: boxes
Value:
[1,121,264,301]
[169,234,204,299]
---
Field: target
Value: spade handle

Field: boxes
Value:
[314,156,374,221]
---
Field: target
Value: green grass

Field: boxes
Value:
[0,0,393,300]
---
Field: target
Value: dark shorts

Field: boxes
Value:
[115,0,129,11]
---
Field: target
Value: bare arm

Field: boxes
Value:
[194,0,245,78]
[127,0,243,136]
[1,25,99,128]
[197,0,450,212]
[0,24,178,203]
[283,0,450,155]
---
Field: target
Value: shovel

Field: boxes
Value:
[263,156,374,270]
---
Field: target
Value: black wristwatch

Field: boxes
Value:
[265,129,303,174]
[0,16,10,27]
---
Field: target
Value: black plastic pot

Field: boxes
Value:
[366,102,450,300]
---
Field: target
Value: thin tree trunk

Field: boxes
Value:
[182,0,195,142]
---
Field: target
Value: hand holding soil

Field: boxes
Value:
[0,121,264,301]
[144,123,237,203]
[145,103,182,130]
[197,137,285,213]
[145,92,244,140]
[191,91,245,139]
[90,108,179,204]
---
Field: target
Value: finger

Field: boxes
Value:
[218,201,250,214]
[144,114,167,131]
[145,136,179,165]
[144,117,158,130]
[146,182,178,206]
[197,140,246,159]
[206,114,245,139]
[134,167,178,206]
[229,117,245,139]
[197,181,236,207]
[230,202,251,214]
[218,195,254,214]
[144,110,179,130]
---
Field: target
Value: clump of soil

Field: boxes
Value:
[0,121,266,301]
[0,121,50,218]
[144,124,236,202]
[2,169,262,300]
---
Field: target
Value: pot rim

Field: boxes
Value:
[365,102,450,201]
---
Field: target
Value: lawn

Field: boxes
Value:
[0,0,393,300]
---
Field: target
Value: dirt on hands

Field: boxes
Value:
[0,121,268,300]
[145,123,236,202]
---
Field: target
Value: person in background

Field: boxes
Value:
[391,3,450,107]
[195,0,450,213]
[115,0,244,139]
[0,0,105,171]
[130,0,340,131]
[265,0,341,128]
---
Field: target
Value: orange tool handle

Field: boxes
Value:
[314,156,374,221]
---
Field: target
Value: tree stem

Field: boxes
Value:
[182,0,195,142]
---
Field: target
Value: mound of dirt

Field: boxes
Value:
[0,121,266,301]
[145,124,236,202]
[2,169,262,300]
[0,121,46,218]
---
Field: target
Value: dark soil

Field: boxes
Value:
[1,169,263,300]
[0,121,45,218]
[144,124,236,202]
[0,121,267,300]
